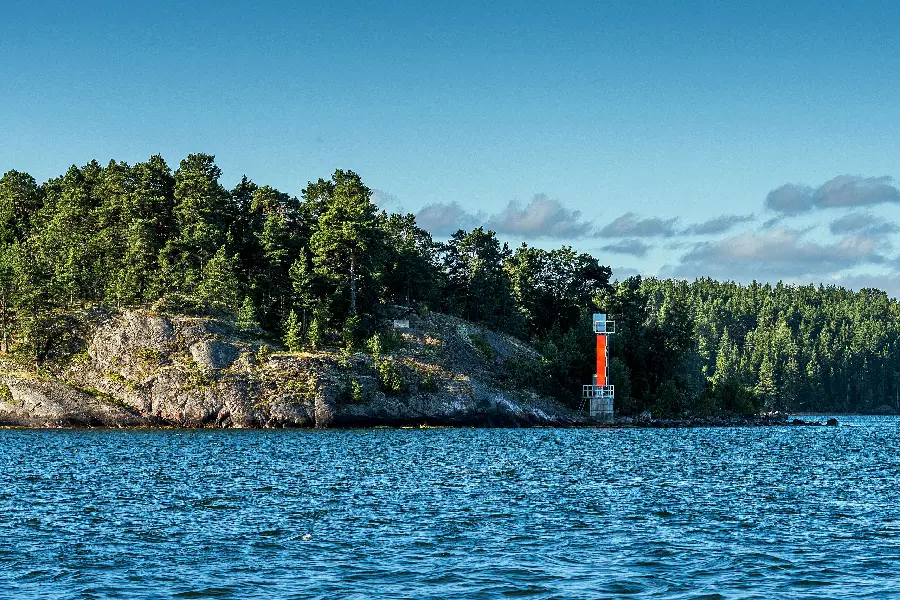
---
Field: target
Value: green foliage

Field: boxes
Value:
[309,170,382,319]
[184,359,214,389]
[137,347,164,368]
[197,246,240,315]
[256,344,272,364]
[421,370,438,393]
[439,227,521,334]
[469,332,496,360]
[0,383,12,402]
[505,243,611,337]
[307,311,327,351]
[365,332,383,359]
[350,379,364,403]
[342,314,362,350]
[380,212,440,307]
[283,310,303,352]
[151,292,200,315]
[236,296,260,333]
[365,330,401,359]
[106,371,140,391]
[377,357,405,395]
[8,153,900,418]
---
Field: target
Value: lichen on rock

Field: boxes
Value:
[0,308,585,429]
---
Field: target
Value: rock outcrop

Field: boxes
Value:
[0,308,586,428]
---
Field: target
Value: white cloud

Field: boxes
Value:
[415,201,484,235]
[598,212,679,238]
[766,175,900,214]
[672,227,885,279]
[829,212,898,237]
[682,214,756,235]
[600,239,652,257]
[416,194,592,238]
[486,194,593,238]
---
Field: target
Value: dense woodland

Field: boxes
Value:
[2,154,899,415]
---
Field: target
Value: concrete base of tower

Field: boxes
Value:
[589,396,614,422]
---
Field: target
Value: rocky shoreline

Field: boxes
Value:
[0,308,586,429]
[0,308,845,430]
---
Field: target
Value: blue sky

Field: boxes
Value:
[3,1,900,293]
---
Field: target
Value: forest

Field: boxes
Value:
[2,153,899,416]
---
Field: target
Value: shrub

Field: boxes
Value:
[152,293,200,315]
[377,358,404,395]
[342,315,362,350]
[138,347,164,367]
[256,344,272,364]
[366,333,382,359]
[421,371,438,393]
[350,380,364,403]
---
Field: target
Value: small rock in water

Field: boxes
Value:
[826,418,839,427]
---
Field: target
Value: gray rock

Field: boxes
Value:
[189,340,241,371]
[0,377,148,427]
[1,308,587,429]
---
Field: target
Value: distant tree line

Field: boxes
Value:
[601,277,900,416]
[1,153,898,415]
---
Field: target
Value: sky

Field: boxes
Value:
[2,1,899,294]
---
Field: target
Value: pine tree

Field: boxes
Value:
[197,246,240,314]
[0,242,19,353]
[289,256,316,334]
[283,310,303,352]
[307,310,326,351]
[236,297,260,333]
[162,154,229,293]
[754,352,777,411]
[309,170,381,318]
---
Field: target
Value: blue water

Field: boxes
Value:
[1,418,899,599]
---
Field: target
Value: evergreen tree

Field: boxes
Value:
[197,246,240,314]
[289,255,317,334]
[307,309,327,350]
[0,242,19,353]
[236,296,260,333]
[0,170,42,244]
[161,154,229,293]
[283,310,303,352]
[309,170,382,318]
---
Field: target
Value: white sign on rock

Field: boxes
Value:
[392,319,410,329]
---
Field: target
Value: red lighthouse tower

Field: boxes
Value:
[583,313,615,421]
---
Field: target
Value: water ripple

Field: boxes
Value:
[1,418,899,598]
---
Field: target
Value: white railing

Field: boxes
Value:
[582,385,615,398]
[593,320,616,334]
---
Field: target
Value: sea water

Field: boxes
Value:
[1,417,899,598]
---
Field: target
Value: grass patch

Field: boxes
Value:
[106,371,141,391]
[70,383,132,410]
[138,347,164,368]
[469,332,496,360]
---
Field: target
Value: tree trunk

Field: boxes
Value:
[350,255,357,315]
